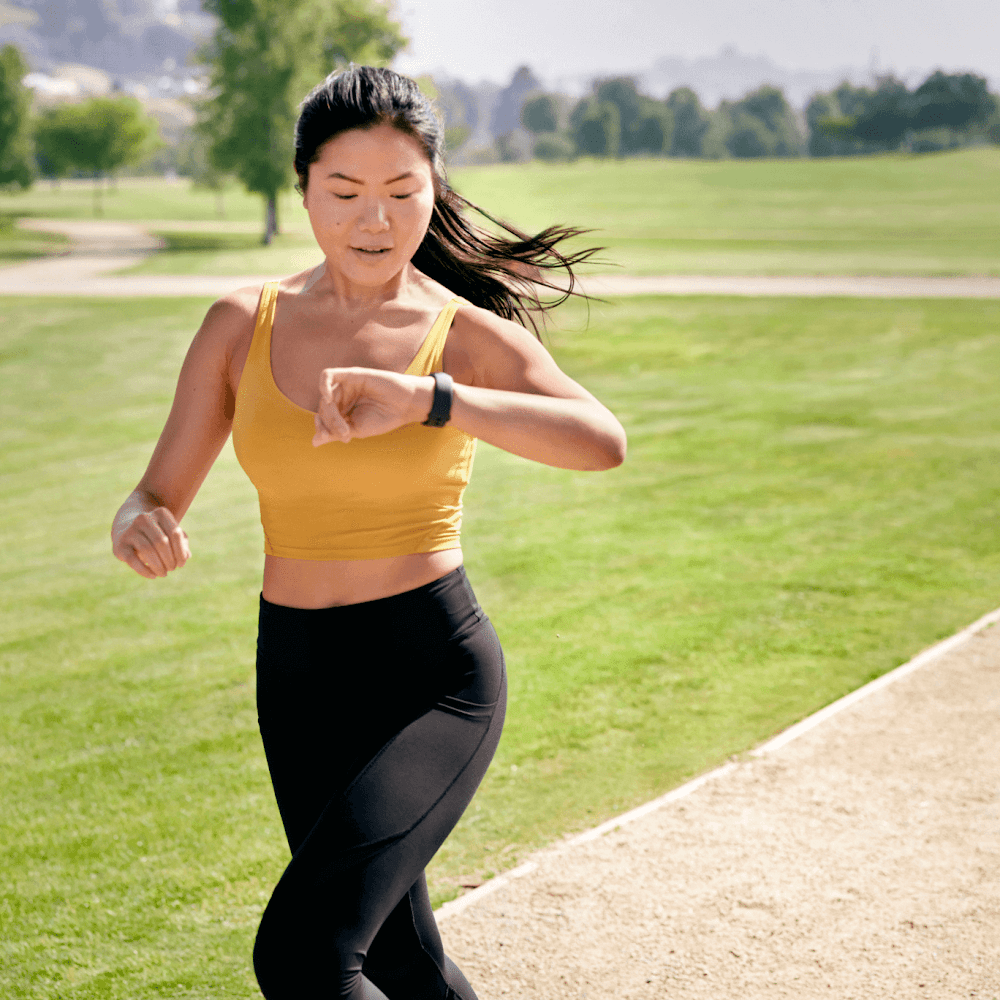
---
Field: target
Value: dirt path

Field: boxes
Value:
[437,616,1000,998]
[3,219,1000,299]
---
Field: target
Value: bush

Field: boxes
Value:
[726,112,776,158]
[533,133,575,162]
[910,127,960,153]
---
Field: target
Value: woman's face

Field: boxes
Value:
[303,122,436,288]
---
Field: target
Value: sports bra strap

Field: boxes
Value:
[407,298,463,376]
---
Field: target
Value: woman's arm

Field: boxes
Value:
[111,290,257,578]
[313,302,626,471]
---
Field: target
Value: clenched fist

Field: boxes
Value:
[312,367,435,446]
[112,504,190,580]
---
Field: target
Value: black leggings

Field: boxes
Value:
[253,566,506,1000]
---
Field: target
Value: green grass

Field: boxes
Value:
[4,293,1000,997]
[117,230,323,278]
[4,148,999,277]
[0,213,68,262]
[449,147,1000,276]
[2,177,310,227]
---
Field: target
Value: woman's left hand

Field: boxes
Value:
[313,367,432,446]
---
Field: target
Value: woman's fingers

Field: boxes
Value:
[312,368,426,443]
[125,549,159,579]
[116,507,190,578]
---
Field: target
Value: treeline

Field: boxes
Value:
[0,43,160,208]
[471,68,1000,162]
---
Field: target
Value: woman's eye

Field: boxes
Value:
[391,194,412,200]
[334,194,357,200]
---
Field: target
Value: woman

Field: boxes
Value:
[111,66,626,1000]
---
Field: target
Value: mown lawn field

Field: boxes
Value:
[3,147,999,277]
[3,292,1000,997]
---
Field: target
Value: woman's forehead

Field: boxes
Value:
[312,124,431,176]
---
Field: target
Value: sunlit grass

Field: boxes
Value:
[3,293,1000,996]
[5,148,999,277]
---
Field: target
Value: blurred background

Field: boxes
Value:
[0,0,995,210]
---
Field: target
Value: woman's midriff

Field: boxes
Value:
[261,548,465,609]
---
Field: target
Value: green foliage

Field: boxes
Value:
[666,87,710,157]
[909,127,962,154]
[198,0,406,242]
[593,77,672,155]
[723,85,802,158]
[0,44,32,189]
[521,93,559,135]
[444,125,471,154]
[629,101,672,155]
[533,132,575,162]
[34,97,159,179]
[595,77,642,141]
[725,108,777,157]
[807,73,994,154]
[911,71,994,131]
[573,99,620,157]
[851,75,912,148]
[699,104,733,159]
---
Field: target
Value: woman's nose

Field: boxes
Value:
[359,199,389,231]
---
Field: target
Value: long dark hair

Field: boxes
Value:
[294,65,601,336]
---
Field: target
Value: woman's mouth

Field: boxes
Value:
[353,247,391,255]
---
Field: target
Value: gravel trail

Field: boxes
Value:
[437,618,1000,999]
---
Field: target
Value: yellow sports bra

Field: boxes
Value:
[232,282,476,560]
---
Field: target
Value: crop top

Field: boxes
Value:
[232,282,476,560]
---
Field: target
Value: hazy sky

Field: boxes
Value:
[392,0,998,88]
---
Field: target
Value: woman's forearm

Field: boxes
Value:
[447,383,627,470]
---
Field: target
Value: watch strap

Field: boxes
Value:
[422,371,454,427]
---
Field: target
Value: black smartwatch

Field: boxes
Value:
[422,371,454,427]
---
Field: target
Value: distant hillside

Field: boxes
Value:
[0,0,213,77]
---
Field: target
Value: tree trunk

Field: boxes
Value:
[263,194,277,246]
[215,190,225,219]
[93,174,103,217]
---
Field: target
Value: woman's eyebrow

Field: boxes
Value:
[327,171,415,184]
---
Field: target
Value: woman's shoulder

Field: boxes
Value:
[449,299,541,349]
[445,299,555,389]
[200,283,265,336]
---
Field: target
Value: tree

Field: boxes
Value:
[911,71,993,132]
[808,82,877,156]
[199,0,406,244]
[629,102,672,155]
[592,77,671,155]
[726,111,776,158]
[533,133,574,162]
[728,85,801,156]
[572,100,620,157]
[521,94,559,135]
[177,132,230,217]
[0,44,34,189]
[34,97,159,214]
[845,75,912,149]
[666,87,709,157]
[595,77,642,149]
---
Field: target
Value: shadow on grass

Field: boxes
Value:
[0,212,69,261]
[152,231,314,253]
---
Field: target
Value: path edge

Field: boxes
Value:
[436,602,1000,921]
